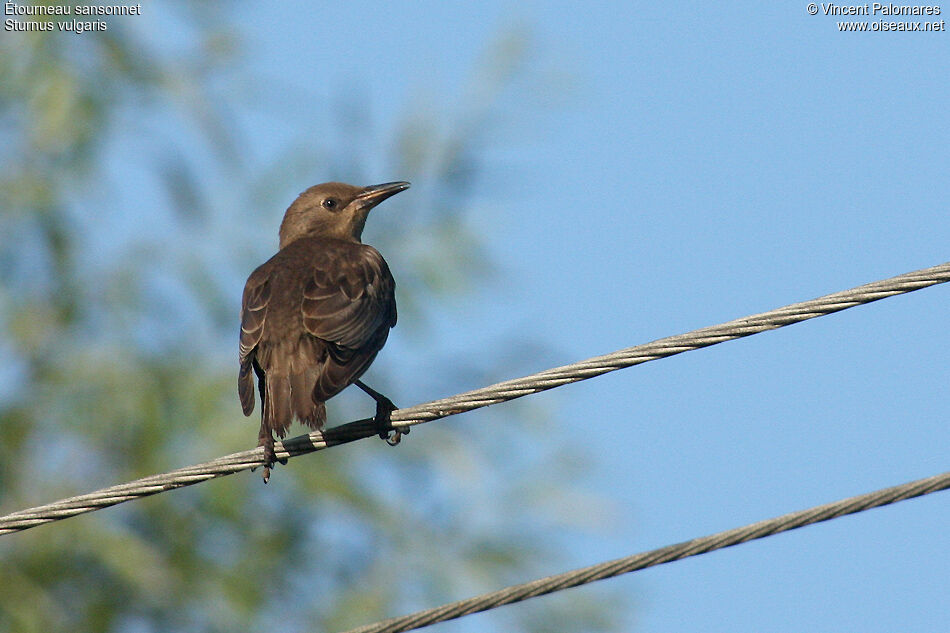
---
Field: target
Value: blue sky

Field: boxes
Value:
[130,1,949,630]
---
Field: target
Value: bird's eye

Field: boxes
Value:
[322,198,338,210]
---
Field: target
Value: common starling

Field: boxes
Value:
[239,181,409,481]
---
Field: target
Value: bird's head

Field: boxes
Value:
[279,181,410,248]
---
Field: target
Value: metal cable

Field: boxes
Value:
[341,471,950,633]
[388,262,950,428]
[1,261,948,535]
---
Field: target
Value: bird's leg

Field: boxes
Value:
[257,426,276,483]
[355,380,408,446]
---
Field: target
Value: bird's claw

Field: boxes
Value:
[385,426,409,446]
[258,433,281,484]
[352,380,407,446]
[372,395,408,446]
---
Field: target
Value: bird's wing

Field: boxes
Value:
[240,267,272,362]
[238,267,272,415]
[301,244,396,352]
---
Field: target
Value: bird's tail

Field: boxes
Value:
[260,340,328,444]
[262,373,327,442]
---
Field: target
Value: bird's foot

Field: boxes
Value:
[376,397,409,446]
[257,432,279,484]
[355,380,408,446]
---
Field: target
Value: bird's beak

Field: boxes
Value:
[355,181,410,209]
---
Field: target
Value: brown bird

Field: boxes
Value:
[239,181,409,481]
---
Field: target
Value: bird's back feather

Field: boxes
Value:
[238,237,395,441]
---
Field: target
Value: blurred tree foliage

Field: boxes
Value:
[0,3,617,632]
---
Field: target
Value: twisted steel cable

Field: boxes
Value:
[1,261,948,535]
[390,261,950,427]
[341,471,950,633]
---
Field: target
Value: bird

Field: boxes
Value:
[239,181,409,482]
